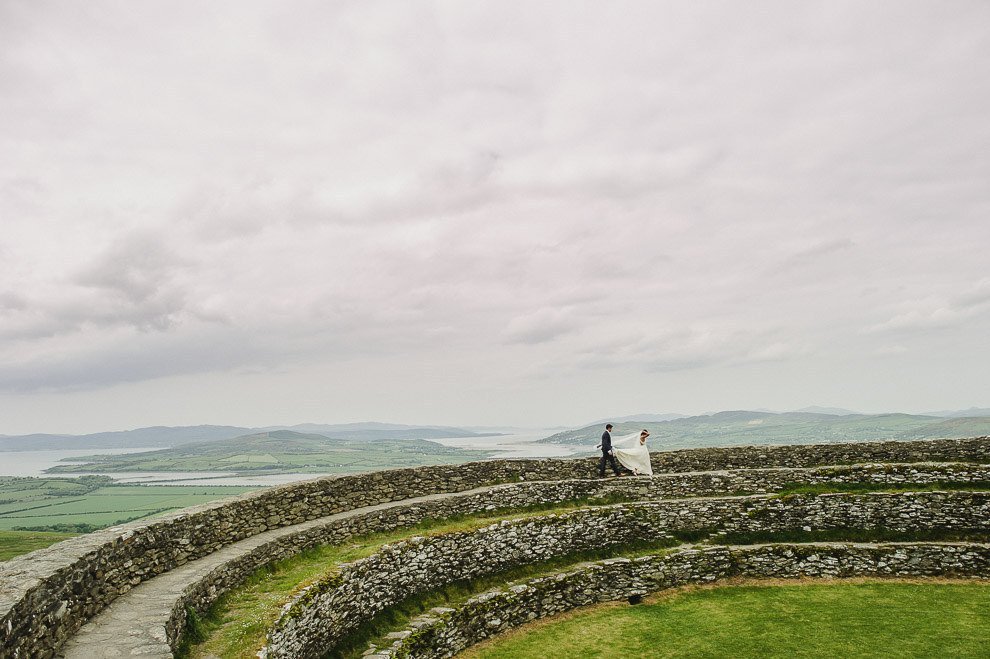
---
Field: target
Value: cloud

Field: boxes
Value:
[0,1,988,427]
[865,280,990,335]
[0,325,269,393]
[534,322,806,376]
[73,231,203,330]
[503,308,577,345]
[0,292,28,311]
[772,238,856,273]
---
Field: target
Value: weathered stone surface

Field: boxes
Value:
[58,461,990,658]
[261,490,990,658]
[1,435,988,659]
[388,542,990,658]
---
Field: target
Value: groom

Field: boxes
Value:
[598,423,621,478]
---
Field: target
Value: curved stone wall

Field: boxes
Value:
[166,460,990,651]
[387,542,990,658]
[262,491,990,658]
[1,435,988,658]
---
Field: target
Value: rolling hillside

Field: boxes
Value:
[540,411,990,451]
[0,423,495,452]
[44,430,493,474]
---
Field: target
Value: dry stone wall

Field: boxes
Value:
[168,461,990,649]
[387,542,990,658]
[262,491,990,658]
[1,436,988,659]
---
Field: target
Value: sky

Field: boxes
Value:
[1,1,989,434]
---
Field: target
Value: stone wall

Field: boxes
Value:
[168,461,990,650]
[644,436,990,471]
[388,542,990,658]
[1,435,987,659]
[262,491,990,658]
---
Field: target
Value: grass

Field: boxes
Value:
[179,495,643,659]
[0,479,255,531]
[0,529,78,561]
[462,580,990,658]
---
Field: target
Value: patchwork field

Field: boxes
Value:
[0,530,78,560]
[0,476,253,534]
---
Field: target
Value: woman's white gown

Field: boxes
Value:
[611,433,654,476]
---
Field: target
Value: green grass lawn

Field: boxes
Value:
[0,478,255,532]
[0,530,78,561]
[464,581,990,658]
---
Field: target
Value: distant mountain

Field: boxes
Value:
[0,425,252,452]
[540,410,990,450]
[262,423,501,441]
[45,429,493,475]
[0,422,496,452]
[460,425,566,433]
[792,406,860,416]
[925,407,990,418]
[584,413,688,425]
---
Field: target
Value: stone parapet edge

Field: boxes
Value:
[382,542,990,658]
[261,490,990,658]
[158,461,990,651]
[2,435,988,659]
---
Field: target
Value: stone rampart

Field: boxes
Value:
[1,435,987,658]
[167,461,990,650]
[387,542,990,658]
[262,491,990,658]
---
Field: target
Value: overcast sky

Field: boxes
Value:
[1,1,988,434]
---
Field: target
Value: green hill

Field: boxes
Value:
[46,430,493,474]
[540,411,990,451]
[0,423,493,452]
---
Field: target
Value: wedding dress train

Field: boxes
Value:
[611,432,654,476]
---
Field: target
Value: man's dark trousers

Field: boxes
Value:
[598,431,620,476]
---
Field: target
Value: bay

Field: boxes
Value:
[0,430,579,486]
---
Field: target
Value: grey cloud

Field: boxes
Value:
[0,328,269,393]
[954,282,990,310]
[0,229,226,346]
[865,280,990,335]
[0,2,988,425]
[774,238,856,272]
[557,323,803,375]
[503,308,577,345]
[71,230,225,332]
[0,292,28,311]
[76,232,187,303]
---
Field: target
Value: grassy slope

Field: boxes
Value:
[0,530,77,561]
[46,430,492,474]
[542,412,990,449]
[463,581,990,659]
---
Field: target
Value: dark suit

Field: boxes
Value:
[598,430,620,476]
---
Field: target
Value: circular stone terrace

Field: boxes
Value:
[0,436,988,659]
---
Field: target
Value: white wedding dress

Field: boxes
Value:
[611,432,654,476]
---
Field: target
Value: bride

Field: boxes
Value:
[611,429,654,476]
